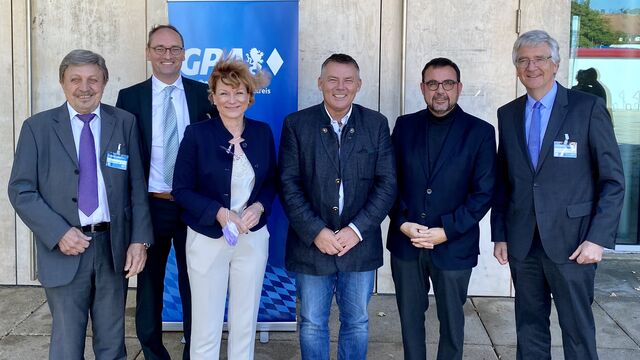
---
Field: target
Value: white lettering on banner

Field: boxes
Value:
[183,48,284,77]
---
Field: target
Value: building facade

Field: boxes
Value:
[2,0,637,296]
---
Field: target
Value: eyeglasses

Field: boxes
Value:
[150,46,184,56]
[515,56,552,69]
[422,79,458,91]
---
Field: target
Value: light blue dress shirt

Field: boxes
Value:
[525,81,558,146]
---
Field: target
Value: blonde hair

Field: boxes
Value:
[208,55,270,106]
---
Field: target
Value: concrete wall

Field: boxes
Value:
[1,0,571,295]
[0,0,15,284]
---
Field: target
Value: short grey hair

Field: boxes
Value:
[512,30,560,66]
[59,49,109,82]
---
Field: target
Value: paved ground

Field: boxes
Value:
[0,253,638,359]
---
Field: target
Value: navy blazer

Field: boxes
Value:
[172,117,277,239]
[491,83,625,263]
[280,103,397,275]
[115,77,216,179]
[387,105,496,270]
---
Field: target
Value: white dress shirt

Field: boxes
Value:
[149,75,190,192]
[67,103,110,226]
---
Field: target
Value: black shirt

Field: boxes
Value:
[426,106,456,173]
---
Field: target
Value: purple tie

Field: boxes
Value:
[528,102,542,169]
[77,113,98,216]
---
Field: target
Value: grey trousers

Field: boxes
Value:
[45,229,128,360]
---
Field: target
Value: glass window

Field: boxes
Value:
[570,0,640,247]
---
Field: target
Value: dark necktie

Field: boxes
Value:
[528,101,542,169]
[77,113,98,216]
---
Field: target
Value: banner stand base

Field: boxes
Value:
[162,321,297,344]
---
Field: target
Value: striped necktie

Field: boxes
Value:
[163,85,179,186]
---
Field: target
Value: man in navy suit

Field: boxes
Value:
[116,25,215,360]
[387,57,496,360]
[491,30,625,360]
[279,53,396,360]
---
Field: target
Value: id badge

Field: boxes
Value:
[106,152,129,170]
[553,141,577,158]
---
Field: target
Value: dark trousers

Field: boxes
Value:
[391,252,472,360]
[136,197,191,360]
[46,230,128,360]
[509,232,598,360]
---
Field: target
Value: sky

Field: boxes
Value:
[587,0,640,12]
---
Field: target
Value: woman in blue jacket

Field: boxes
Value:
[172,57,276,360]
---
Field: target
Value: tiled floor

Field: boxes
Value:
[1,254,638,359]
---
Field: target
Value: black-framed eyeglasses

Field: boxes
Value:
[422,79,458,91]
[150,46,184,56]
[515,56,552,69]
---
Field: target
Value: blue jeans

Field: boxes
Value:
[297,271,375,360]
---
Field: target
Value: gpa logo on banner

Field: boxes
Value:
[183,47,284,78]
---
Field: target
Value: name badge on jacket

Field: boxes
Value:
[554,134,577,159]
[106,144,128,170]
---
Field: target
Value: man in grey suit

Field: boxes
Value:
[491,30,625,360]
[279,53,396,360]
[8,49,152,359]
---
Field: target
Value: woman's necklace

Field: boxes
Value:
[228,137,245,159]
[224,120,245,160]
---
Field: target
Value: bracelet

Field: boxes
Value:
[254,202,265,213]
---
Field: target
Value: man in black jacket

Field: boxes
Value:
[116,24,215,360]
[387,57,496,360]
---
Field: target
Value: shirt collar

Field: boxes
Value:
[152,75,184,94]
[526,81,558,110]
[323,104,353,126]
[66,102,101,121]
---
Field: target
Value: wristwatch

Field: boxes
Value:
[143,243,151,250]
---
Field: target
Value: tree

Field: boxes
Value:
[572,1,624,47]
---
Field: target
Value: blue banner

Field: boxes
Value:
[164,0,298,325]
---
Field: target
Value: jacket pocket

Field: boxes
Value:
[356,151,376,179]
[566,201,593,218]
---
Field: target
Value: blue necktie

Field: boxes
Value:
[528,102,542,169]
[77,113,98,216]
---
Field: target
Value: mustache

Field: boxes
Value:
[74,91,95,96]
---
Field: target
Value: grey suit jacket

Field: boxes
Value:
[491,83,625,263]
[279,103,396,275]
[8,103,153,287]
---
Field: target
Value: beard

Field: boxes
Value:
[429,95,455,116]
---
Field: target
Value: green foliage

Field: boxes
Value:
[572,1,624,47]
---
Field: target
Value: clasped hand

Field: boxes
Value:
[216,203,263,234]
[313,227,360,256]
[400,222,447,249]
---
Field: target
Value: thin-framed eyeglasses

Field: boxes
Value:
[150,46,184,56]
[422,79,458,91]
[515,56,553,69]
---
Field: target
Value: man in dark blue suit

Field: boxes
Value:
[116,25,215,360]
[387,57,496,360]
[491,30,625,360]
[280,53,396,360]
